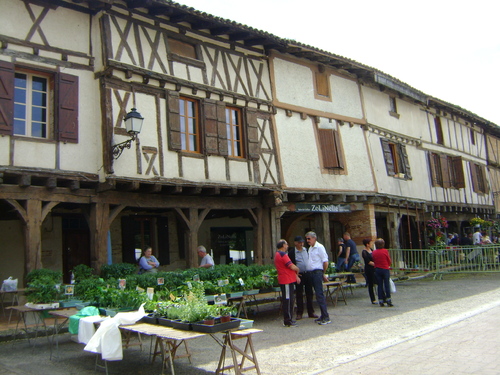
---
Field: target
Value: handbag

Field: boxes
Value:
[389,278,396,293]
[1,276,18,292]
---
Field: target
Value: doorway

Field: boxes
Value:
[62,216,90,283]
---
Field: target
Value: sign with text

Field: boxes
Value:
[295,203,351,213]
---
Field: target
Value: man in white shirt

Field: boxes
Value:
[305,231,331,325]
[472,229,482,245]
[197,246,214,268]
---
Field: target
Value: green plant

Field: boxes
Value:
[219,305,236,317]
[71,264,94,282]
[74,277,107,302]
[470,217,485,226]
[100,263,137,279]
[26,276,62,303]
[26,269,62,284]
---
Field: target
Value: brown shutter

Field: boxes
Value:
[57,73,79,143]
[333,130,344,169]
[440,155,451,188]
[399,144,411,179]
[203,99,219,155]
[428,152,439,186]
[245,107,260,160]
[381,139,395,176]
[167,90,181,151]
[452,156,465,188]
[318,129,335,168]
[481,165,489,193]
[470,162,479,193]
[216,101,228,156]
[434,116,444,145]
[0,61,15,135]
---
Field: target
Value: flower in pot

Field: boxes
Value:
[219,305,236,323]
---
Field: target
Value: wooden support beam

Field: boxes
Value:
[18,175,31,187]
[288,193,305,202]
[45,177,57,190]
[143,183,162,193]
[89,203,110,273]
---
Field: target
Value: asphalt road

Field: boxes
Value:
[0,273,498,375]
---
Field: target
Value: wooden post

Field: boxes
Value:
[89,203,110,273]
[175,208,210,268]
[25,200,43,274]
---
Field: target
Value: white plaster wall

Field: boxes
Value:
[0,1,89,54]
[13,141,56,169]
[172,62,189,80]
[0,220,25,285]
[275,111,374,191]
[273,58,363,118]
[0,137,9,165]
[182,156,206,180]
[229,160,250,183]
[207,156,226,182]
[362,86,427,138]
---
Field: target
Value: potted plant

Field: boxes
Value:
[219,305,236,323]
[469,217,484,228]
[25,269,63,309]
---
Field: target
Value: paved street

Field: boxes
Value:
[0,273,498,375]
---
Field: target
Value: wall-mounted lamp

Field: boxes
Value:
[112,108,144,159]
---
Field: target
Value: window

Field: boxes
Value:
[470,127,475,145]
[389,96,400,119]
[380,138,412,179]
[226,107,244,158]
[166,91,260,160]
[14,71,49,138]
[428,153,465,189]
[313,65,330,100]
[318,128,344,169]
[0,61,79,142]
[178,97,200,152]
[168,38,197,60]
[470,162,488,194]
[434,116,444,145]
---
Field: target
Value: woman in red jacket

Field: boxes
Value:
[372,238,394,307]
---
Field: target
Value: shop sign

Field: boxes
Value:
[295,203,351,213]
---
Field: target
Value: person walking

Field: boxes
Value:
[274,239,300,327]
[372,238,394,307]
[361,238,377,304]
[305,231,331,325]
[288,236,318,320]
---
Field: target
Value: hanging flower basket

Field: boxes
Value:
[469,218,485,227]
[426,217,448,229]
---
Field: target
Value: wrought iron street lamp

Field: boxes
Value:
[111,108,144,159]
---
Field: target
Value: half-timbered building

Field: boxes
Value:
[0,0,497,283]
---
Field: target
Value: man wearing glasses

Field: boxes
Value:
[305,231,331,325]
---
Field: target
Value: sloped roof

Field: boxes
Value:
[84,0,496,128]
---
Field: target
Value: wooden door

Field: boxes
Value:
[62,217,90,283]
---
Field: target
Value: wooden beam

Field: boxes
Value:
[18,175,31,187]
[45,177,57,190]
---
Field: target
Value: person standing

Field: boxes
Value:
[288,236,318,320]
[473,228,482,245]
[372,238,394,307]
[305,231,331,325]
[336,238,348,272]
[197,246,214,268]
[344,232,360,283]
[274,239,300,327]
[361,239,377,304]
[138,246,160,273]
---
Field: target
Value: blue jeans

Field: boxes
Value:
[310,270,329,320]
[336,257,347,272]
[346,253,360,282]
[375,268,391,302]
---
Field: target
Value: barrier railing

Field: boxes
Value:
[388,246,500,279]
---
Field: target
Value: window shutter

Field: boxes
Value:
[428,152,439,186]
[333,130,345,169]
[203,99,219,155]
[245,107,260,160]
[318,128,344,169]
[452,156,465,188]
[440,155,451,188]
[216,101,228,156]
[481,166,489,193]
[381,139,395,176]
[167,90,181,151]
[399,144,411,179]
[434,116,444,145]
[57,73,79,143]
[470,162,479,193]
[0,61,15,135]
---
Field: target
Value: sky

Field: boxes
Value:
[176,0,500,125]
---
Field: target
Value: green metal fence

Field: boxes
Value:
[388,246,500,279]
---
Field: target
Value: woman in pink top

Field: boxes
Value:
[372,238,393,307]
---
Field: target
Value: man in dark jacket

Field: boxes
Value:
[288,236,318,320]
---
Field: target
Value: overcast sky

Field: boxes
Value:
[177,0,500,125]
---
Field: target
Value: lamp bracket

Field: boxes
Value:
[112,134,137,159]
